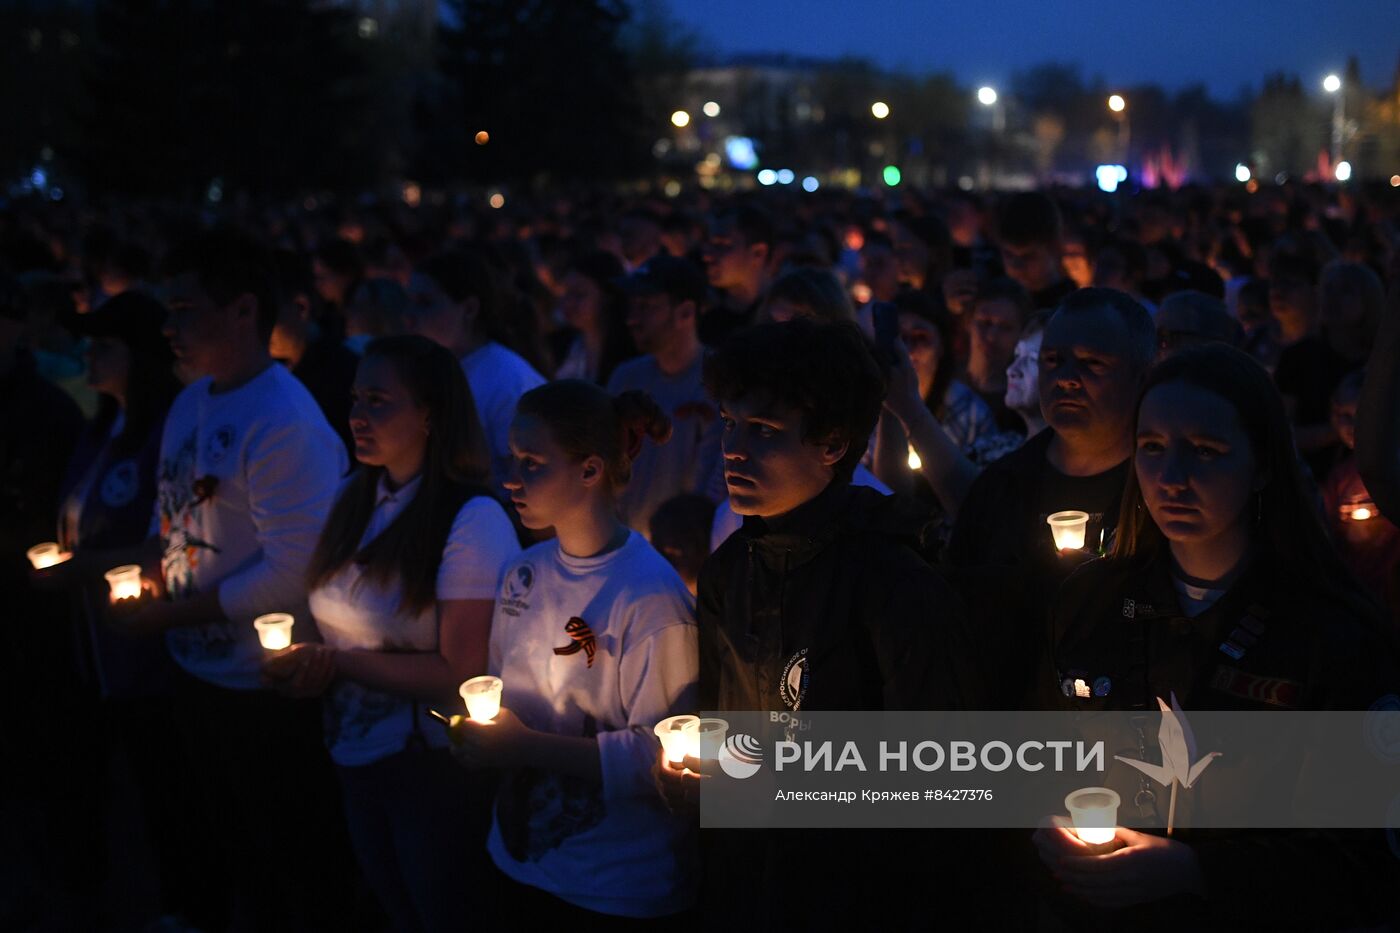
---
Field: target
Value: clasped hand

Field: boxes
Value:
[1032,815,1206,910]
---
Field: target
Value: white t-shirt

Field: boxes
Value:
[487,532,698,918]
[461,341,545,489]
[709,464,893,552]
[309,476,521,767]
[156,364,348,690]
[605,353,724,536]
[552,336,592,383]
[1171,575,1228,619]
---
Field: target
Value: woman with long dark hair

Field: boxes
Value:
[553,250,638,385]
[264,335,520,933]
[1032,344,1397,928]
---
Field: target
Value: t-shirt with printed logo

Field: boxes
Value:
[486,531,699,918]
[156,364,347,689]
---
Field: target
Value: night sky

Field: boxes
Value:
[668,0,1400,99]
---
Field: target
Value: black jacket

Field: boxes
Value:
[695,479,988,931]
[1036,549,1400,930]
[697,479,979,712]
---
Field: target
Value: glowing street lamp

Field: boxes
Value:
[671,110,691,128]
[871,101,890,119]
[1335,160,1353,182]
[976,86,1005,187]
[1323,73,1344,166]
[1107,95,1129,161]
[1235,163,1251,183]
[702,101,720,118]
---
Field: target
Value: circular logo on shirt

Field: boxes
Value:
[206,425,236,464]
[780,648,809,711]
[100,459,140,508]
[504,563,535,601]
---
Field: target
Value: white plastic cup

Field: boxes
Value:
[460,675,503,723]
[104,564,144,602]
[1047,510,1089,551]
[683,717,729,761]
[1065,786,1120,846]
[28,543,70,570]
[654,715,700,764]
[253,612,295,651]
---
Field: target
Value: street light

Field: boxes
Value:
[1107,94,1129,162]
[1235,163,1251,183]
[703,101,720,118]
[671,110,691,128]
[1335,160,1352,182]
[1323,73,1344,167]
[977,86,1004,188]
[871,101,890,119]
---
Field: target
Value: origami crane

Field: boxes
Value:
[1114,691,1222,790]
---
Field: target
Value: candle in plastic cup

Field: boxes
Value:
[28,543,70,570]
[460,675,503,723]
[1344,503,1375,522]
[1065,786,1120,846]
[683,717,729,760]
[654,715,699,764]
[1047,510,1089,551]
[104,564,144,602]
[253,613,295,651]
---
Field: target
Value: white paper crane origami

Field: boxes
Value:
[1113,692,1222,834]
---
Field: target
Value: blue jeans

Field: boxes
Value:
[337,747,494,933]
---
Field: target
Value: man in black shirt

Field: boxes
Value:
[947,288,1155,705]
[665,319,979,928]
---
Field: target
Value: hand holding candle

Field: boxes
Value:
[253,612,295,651]
[1047,511,1089,551]
[1065,786,1120,846]
[654,715,699,765]
[459,675,503,724]
[28,543,72,570]
[104,564,146,604]
[682,717,729,761]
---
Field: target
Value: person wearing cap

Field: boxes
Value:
[29,291,189,926]
[52,292,182,574]
[605,255,724,535]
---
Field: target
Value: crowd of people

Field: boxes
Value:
[2,179,1399,931]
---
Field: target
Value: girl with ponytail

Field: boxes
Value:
[449,379,699,923]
